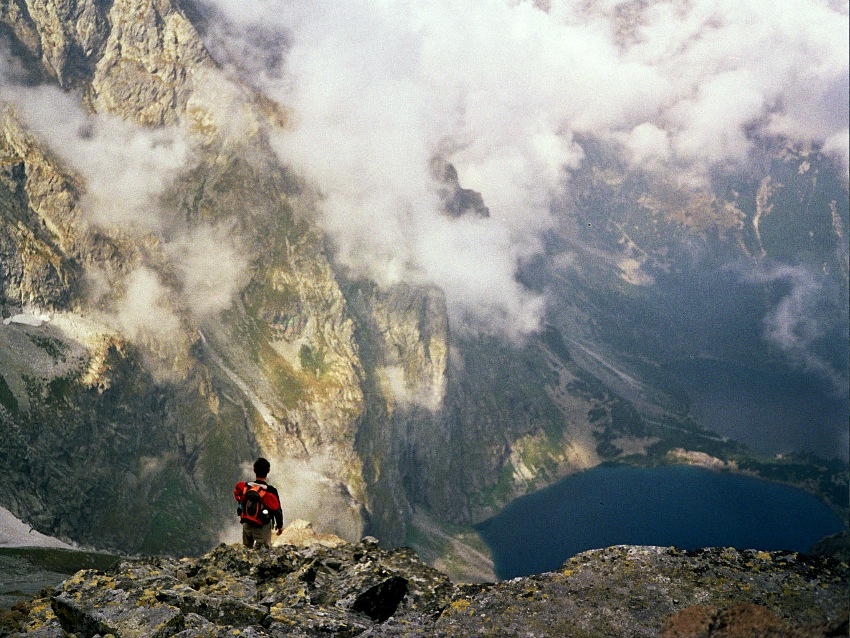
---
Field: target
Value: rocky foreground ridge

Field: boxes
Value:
[2,521,847,638]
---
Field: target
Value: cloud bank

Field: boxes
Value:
[2,0,847,346]
[0,81,249,342]
[196,0,848,337]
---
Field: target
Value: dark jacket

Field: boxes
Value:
[234,479,284,529]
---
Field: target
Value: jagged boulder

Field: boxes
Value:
[6,525,453,637]
[3,531,847,637]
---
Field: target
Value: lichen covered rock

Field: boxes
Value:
[3,537,847,637]
[433,546,849,638]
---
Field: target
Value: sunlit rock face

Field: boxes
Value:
[0,0,466,552]
[0,0,847,563]
[0,0,369,553]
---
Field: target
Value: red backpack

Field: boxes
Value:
[239,483,271,527]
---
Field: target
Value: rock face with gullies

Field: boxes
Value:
[0,0,506,555]
[1,0,210,123]
[343,281,451,543]
[0,107,83,310]
[0,0,847,572]
[0,0,373,552]
[3,528,848,638]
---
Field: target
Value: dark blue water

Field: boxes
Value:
[476,465,848,580]
[661,359,849,461]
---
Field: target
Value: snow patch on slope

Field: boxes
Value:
[0,506,73,549]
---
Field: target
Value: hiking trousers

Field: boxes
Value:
[242,521,272,549]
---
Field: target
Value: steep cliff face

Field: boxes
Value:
[0,0,846,563]
[342,282,451,542]
[0,0,375,552]
[1,0,207,122]
[0,108,81,310]
[0,0,467,552]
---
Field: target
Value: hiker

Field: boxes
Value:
[233,457,284,549]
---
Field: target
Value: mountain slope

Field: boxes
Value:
[0,0,846,563]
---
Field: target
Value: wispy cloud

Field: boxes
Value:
[193,0,848,337]
[740,261,848,396]
[3,0,846,345]
[0,81,248,341]
[165,223,251,319]
[2,84,189,232]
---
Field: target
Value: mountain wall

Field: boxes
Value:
[0,0,520,553]
[0,0,371,553]
[0,0,847,563]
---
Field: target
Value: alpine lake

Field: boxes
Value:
[476,464,848,580]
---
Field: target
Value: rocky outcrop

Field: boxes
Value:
[660,603,841,638]
[0,107,85,310]
[431,158,490,219]
[438,546,848,638]
[0,0,210,123]
[810,531,850,564]
[3,528,847,637]
[342,282,451,543]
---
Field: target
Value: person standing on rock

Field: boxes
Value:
[234,457,284,549]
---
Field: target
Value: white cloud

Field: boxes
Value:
[2,84,188,232]
[822,128,850,176]
[190,0,847,337]
[264,454,366,542]
[165,224,251,318]
[115,267,183,342]
[1,82,248,337]
[628,0,849,172]
[741,262,848,397]
[619,122,672,167]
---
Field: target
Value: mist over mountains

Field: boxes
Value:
[186,0,850,442]
[195,0,848,336]
[0,0,846,562]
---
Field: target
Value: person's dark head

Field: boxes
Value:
[253,457,271,479]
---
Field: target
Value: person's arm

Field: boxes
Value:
[273,507,283,534]
[263,489,284,532]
